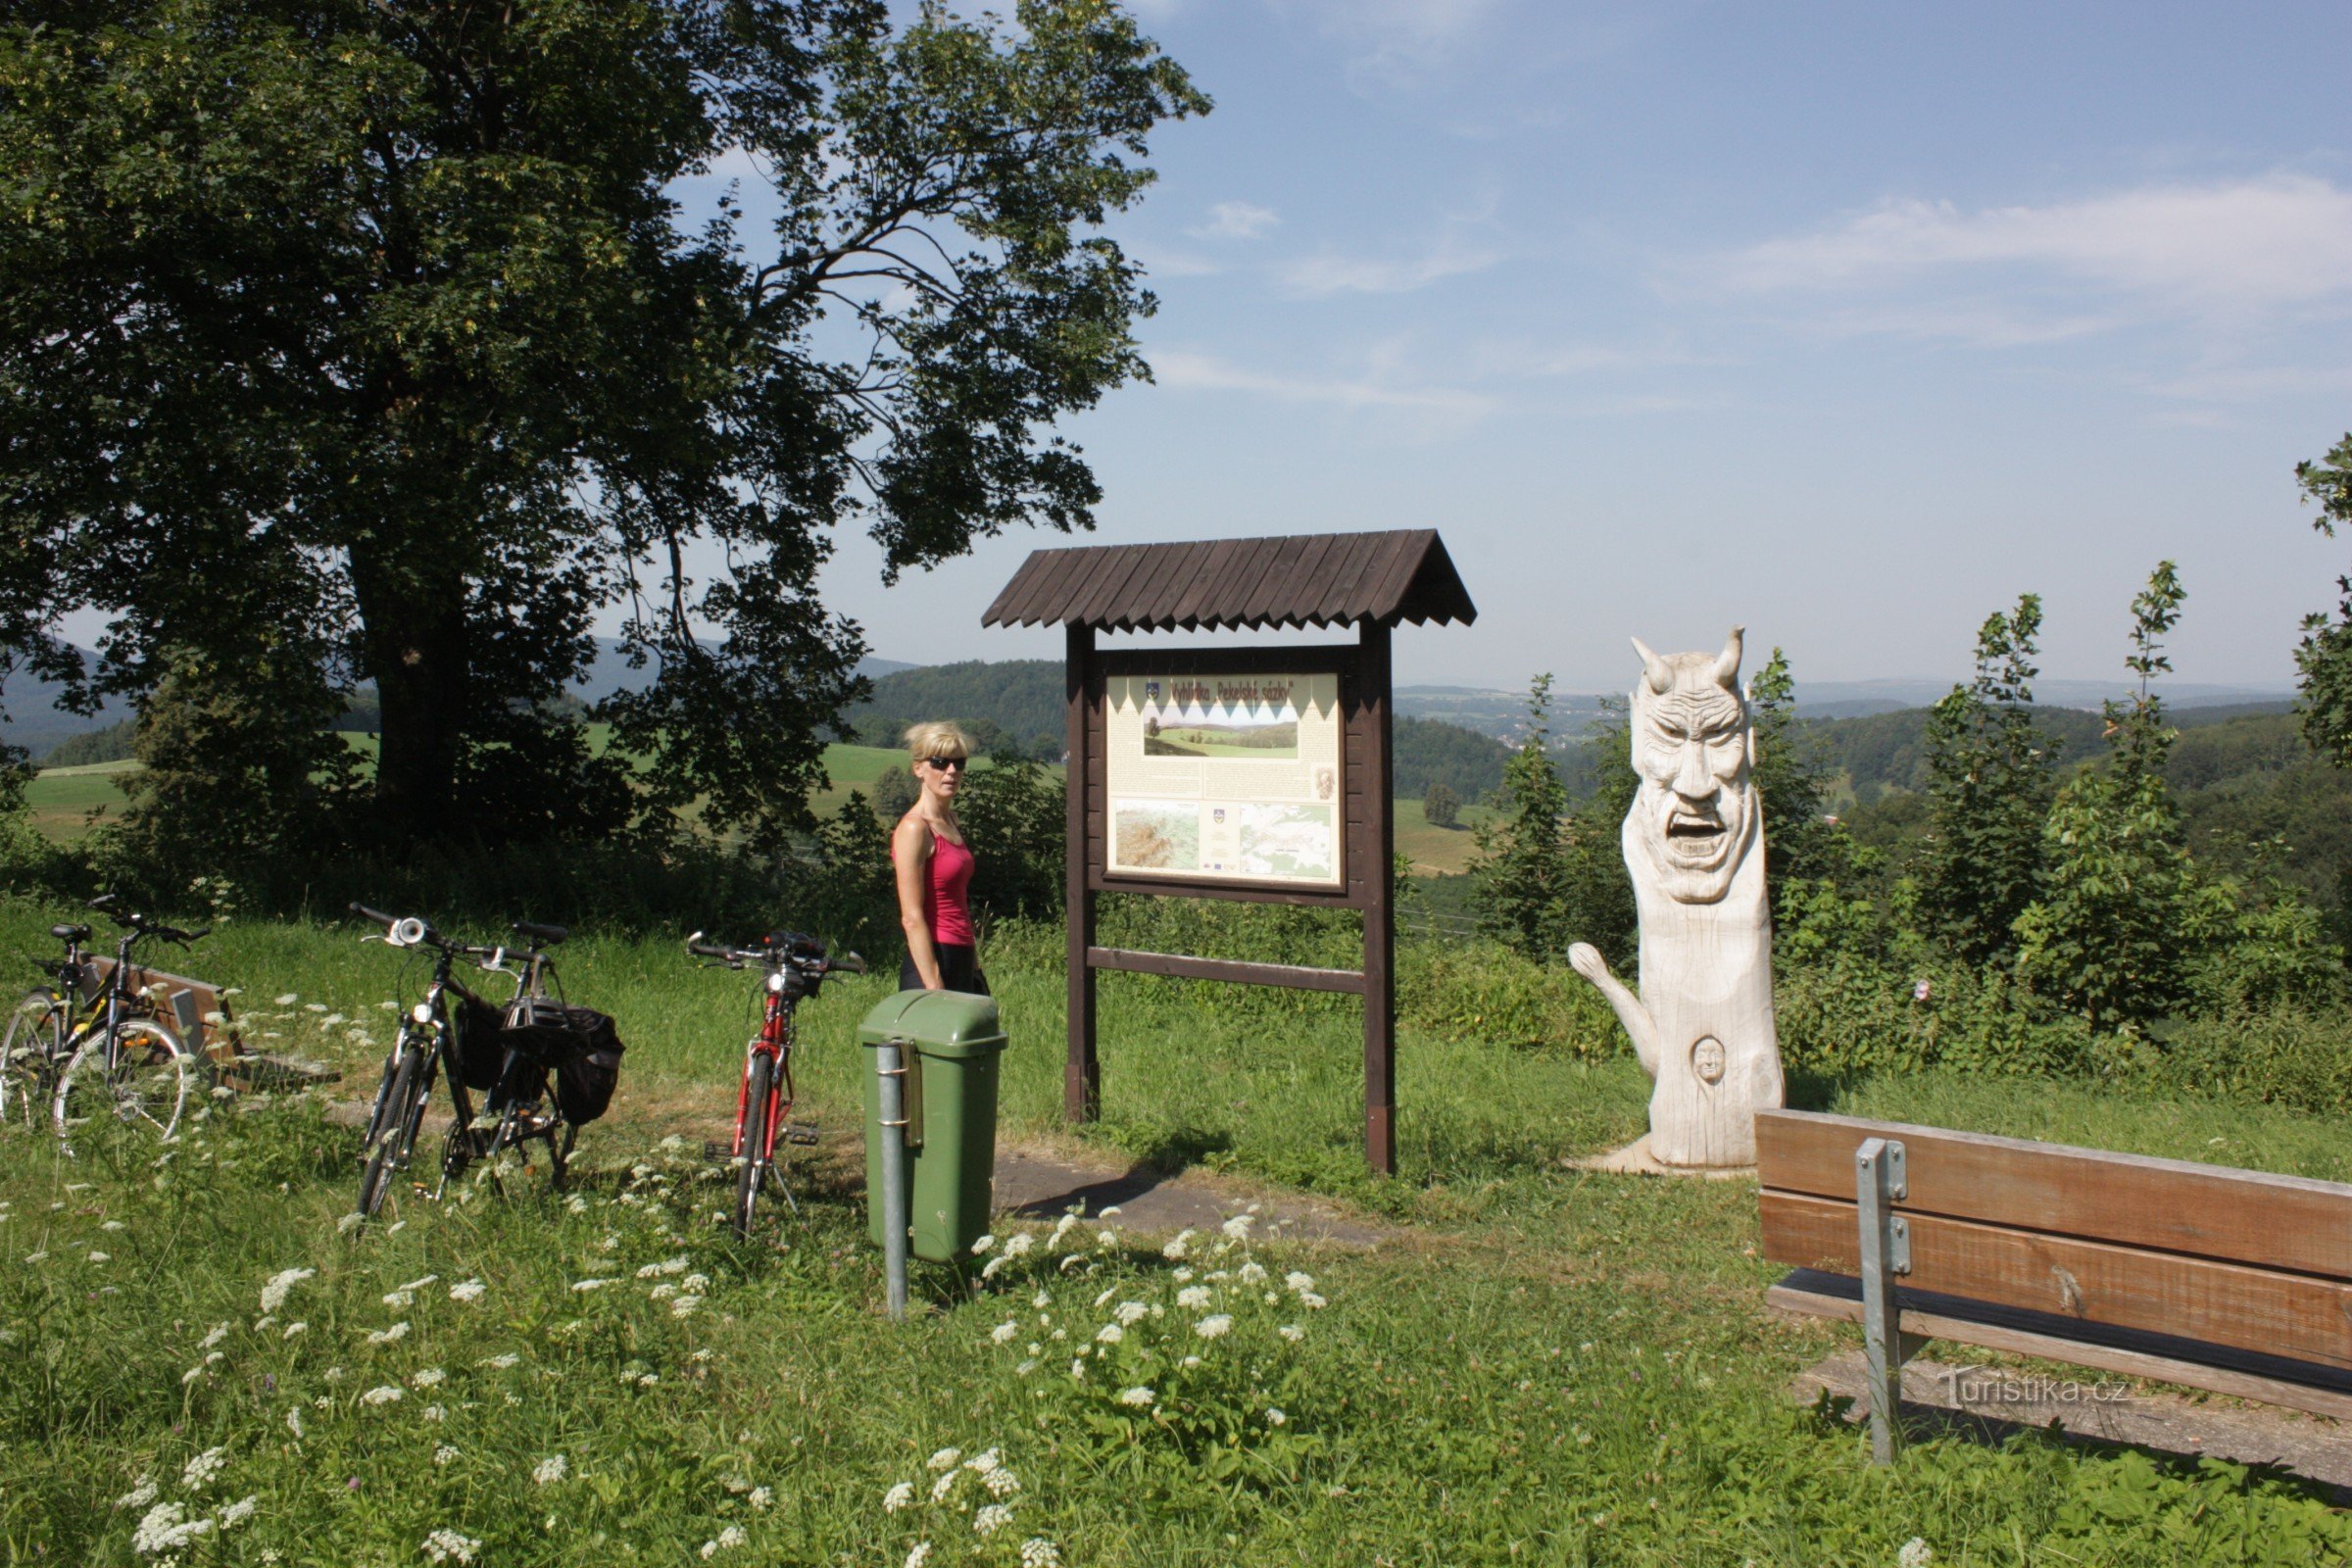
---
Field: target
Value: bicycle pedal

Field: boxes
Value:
[782,1123,820,1147]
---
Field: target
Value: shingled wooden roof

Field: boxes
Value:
[981,529,1475,633]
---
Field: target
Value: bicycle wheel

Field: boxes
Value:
[1,989,67,1132]
[358,1046,427,1216]
[53,1019,192,1146]
[734,1051,774,1240]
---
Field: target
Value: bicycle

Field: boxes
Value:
[1,913,95,1131]
[350,905,576,1217]
[30,897,208,1147]
[685,928,864,1239]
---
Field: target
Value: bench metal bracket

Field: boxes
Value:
[1856,1136,1918,1463]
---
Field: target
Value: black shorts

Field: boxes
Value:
[902,943,990,997]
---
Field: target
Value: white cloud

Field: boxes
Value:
[1276,235,1499,297]
[1151,348,1494,417]
[1279,0,1502,85]
[1192,201,1280,242]
[1698,175,2352,336]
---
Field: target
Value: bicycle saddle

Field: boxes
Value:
[50,923,90,944]
[512,920,568,947]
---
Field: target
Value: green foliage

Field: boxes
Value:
[1419,780,1460,829]
[869,764,921,825]
[2293,432,2352,765]
[1918,594,2058,964]
[1556,701,1642,970]
[1391,718,1510,803]
[956,758,1066,922]
[1395,939,1625,1056]
[35,716,134,768]
[1467,675,1572,959]
[848,660,1065,752]
[0,1,1204,855]
[2014,564,2198,1032]
[2046,1452,2352,1563]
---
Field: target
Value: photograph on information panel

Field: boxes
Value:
[1104,671,1344,887]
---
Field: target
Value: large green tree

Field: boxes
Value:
[1917,594,2058,965]
[2293,433,2352,766]
[1469,673,1574,959]
[0,0,1204,854]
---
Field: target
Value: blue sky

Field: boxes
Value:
[786,0,2352,695]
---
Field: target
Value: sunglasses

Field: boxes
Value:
[921,756,968,771]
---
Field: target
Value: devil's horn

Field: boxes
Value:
[1630,637,1673,695]
[1711,626,1745,690]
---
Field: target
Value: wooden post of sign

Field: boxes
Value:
[1360,620,1397,1175]
[1065,621,1100,1123]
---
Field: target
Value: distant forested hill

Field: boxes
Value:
[847,661,1065,757]
[1803,701,2298,801]
[1394,718,1510,801]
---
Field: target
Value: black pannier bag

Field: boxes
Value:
[503,998,626,1126]
[453,991,512,1092]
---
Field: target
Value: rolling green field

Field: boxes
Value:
[3,894,2348,1565]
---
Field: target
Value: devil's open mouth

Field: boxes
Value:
[1666,815,1725,843]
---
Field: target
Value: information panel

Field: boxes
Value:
[1103,671,1345,887]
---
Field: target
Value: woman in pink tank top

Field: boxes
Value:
[891,721,988,995]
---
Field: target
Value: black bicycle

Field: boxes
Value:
[350,906,576,1217]
[685,929,863,1238]
[5,897,208,1146]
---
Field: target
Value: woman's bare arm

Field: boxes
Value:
[894,813,944,990]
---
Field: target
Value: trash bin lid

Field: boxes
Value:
[857,989,1006,1057]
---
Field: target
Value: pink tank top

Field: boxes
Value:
[900,829,975,946]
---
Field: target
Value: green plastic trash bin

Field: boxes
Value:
[859,990,1006,1263]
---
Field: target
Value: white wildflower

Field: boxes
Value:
[748,1487,771,1511]
[991,1321,1019,1345]
[179,1446,228,1491]
[671,1295,703,1317]
[87,1250,110,1262]
[681,1272,710,1292]
[1048,1214,1078,1247]
[980,1255,1006,1280]
[1279,1324,1304,1343]
[411,1367,445,1389]
[570,1277,614,1293]
[1161,1229,1194,1260]
[533,1454,568,1486]
[1195,1314,1233,1340]
[1180,1354,1201,1369]
[421,1404,447,1421]
[130,1500,214,1556]
[1002,1232,1034,1258]
[1298,1290,1328,1309]
[449,1278,485,1302]
[964,1449,1000,1475]
[983,1468,1019,1498]
[1094,1324,1123,1345]
[252,1315,275,1332]
[360,1385,402,1406]
[883,1481,915,1513]
[1170,1267,1194,1284]
[929,1470,958,1503]
[1015,1359,1039,1376]
[422,1527,480,1563]
[1091,1287,1115,1308]
[383,1274,437,1306]
[972,1503,1012,1537]
[1069,1358,1086,1379]
[1175,1286,1210,1310]
[1114,1300,1150,1325]
[336,1212,365,1235]
[1096,1231,1115,1249]
[273,994,299,1006]
[282,1321,307,1339]
[102,1219,127,1232]
[649,1283,677,1300]
[925,1447,961,1472]
[1898,1542,1935,1568]
[481,1352,519,1369]
[970,1234,995,1255]
[1019,1540,1061,1568]
[115,1480,159,1511]
[433,1445,459,1466]
[1117,1386,1154,1407]
[217,1496,257,1529]
[1238,1261,1268,1284]
[367,1321,410,1345]
[906,1545,932,1568]
[1264,1406,1288,1427]
[1220,1214,1253,1240]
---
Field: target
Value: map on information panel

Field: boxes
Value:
[1103,672,1344,888]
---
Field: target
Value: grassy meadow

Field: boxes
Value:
[3,894,2350,1565]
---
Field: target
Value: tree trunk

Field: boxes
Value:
[350,544,471,847]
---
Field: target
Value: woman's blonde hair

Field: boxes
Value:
[904,720,974,764]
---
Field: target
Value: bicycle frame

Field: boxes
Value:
[731,986,801,1170]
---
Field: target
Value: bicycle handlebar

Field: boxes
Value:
[684,929,863,974]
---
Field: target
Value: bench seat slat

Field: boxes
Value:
[1767,1269,2352,1423]
[1756,1108,2352,1282]
[1760,1190,2352,1375]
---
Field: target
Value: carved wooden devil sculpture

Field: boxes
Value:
[1569,627,1785,1167]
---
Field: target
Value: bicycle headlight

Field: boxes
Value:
[411,1003,433,1025]
[765,970,787,995]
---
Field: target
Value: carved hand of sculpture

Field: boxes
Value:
[1566,942,1660,1076]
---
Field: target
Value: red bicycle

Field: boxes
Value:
[686,929,864,1238]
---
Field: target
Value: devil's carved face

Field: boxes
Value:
[1626,628,1757,905]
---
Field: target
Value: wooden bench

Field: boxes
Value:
[1754,1108,2352,1461]
[81,956,338,1092]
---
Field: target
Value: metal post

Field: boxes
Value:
[875,1039,911,1322]
[1855,1136,1911,1462]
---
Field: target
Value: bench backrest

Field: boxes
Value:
[1755,1108,2352,1375]
[81,956,241,1063]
